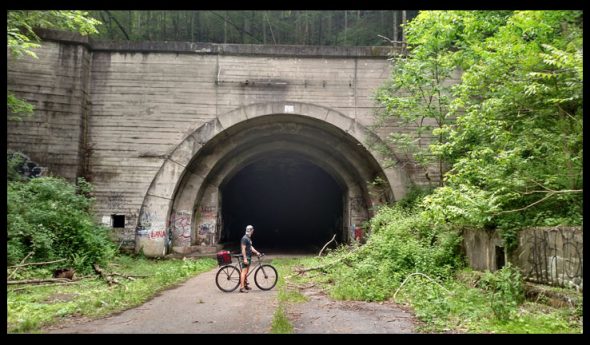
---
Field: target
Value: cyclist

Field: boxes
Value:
[239,225,261,293]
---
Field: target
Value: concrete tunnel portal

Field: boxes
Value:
[219,154,344,253]
[138,103,405,257]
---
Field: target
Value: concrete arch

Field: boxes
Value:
[136,101,410,257]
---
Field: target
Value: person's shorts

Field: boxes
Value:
[239,257,251,268]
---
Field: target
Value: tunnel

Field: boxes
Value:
[150,105,404,259]
[219,153,344,254]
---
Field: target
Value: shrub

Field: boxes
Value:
[478,263,525,322]
[326,203,465,301]
[7,176,116,273]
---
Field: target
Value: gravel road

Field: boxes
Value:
[43,255,419,334]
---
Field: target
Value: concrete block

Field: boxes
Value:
[218,106,248,130]
[146,159,185,199]
[325,110,353,133]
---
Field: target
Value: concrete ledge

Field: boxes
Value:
[36,28,406,58]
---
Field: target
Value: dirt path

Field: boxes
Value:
[287,287,418,334]
[43,256,420,334]
[44,267,278,334]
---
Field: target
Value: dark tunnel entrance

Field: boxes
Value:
[219,154,344,254]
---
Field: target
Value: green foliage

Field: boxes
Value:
[376,11,583,230]
[88,10,417,46]
[478,264,525,322]
[7,152,27,182]
[8,10,101,58]
[7,177,116,273]
[322,202,464,302]
[271,305,294,334]
[7,256,217,333]
[7,93,35,120]
[7,10,101,121]
[395,184,433,209]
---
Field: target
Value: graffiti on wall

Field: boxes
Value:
[107,192,124,210]
[8,152,45,178]
[196,205,217,245]
[136,210,166,241]
[137,210,156,230]
[350,197,365,214]
[521,228,583,288]
[169,210,192,246]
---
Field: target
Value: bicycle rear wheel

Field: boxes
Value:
[254,264,278,290]
[215,265,240,292]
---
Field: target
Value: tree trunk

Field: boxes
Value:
[393,11,398,41]
[402,10,407,42]
[318,12,323,45]
[344,11,347,44]
[190,11,194,41]
[224,11,228,43]
[128,11,132,39]
[262,11,267,44]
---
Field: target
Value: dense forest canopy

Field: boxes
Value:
[87,10,418,45]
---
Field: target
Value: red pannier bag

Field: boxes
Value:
[216,250,232,266]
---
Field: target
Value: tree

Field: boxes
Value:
[7,11,101,120]
[414,11,582,231]
[374,12,469,186]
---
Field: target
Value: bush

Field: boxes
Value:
[478,263,525,322]
[7,176,116,273]
[327,203,465,301]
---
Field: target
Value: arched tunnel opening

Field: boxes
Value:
[219,154,344,254]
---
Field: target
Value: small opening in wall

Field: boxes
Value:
[495,245,505,270]
[112,215,125,228]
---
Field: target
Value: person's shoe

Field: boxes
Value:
[244,285,252,290]
[239,288,248,293]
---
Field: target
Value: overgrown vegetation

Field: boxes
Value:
[7,256,216,333]
[285,205,581,333]
[367,15,583,329]
[375,10,582,237]
[8,174,116,274]
[7,11,101,120]
[270,258,309,334]
[6,10,583,334]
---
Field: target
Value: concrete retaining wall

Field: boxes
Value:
[7,29,449,256]
[462,227,583,290]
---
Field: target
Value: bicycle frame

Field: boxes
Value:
[215,253,277,292]
[235,254,264,278]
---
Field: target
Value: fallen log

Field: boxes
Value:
[8,278,73,285]
[293,247,358,276]
[93,263,119,286]
[8,281,82,292]
[8,258,67,269]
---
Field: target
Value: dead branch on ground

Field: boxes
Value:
[93,264,149,286]
[7,251,35,279]
[318,234,336,257]
[8,278,74,285]
[8,258,67,269]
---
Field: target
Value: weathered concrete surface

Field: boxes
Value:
[462,227,583,290]
[7,29,449,257]
[7,39,92,181]
[510,227,583,290]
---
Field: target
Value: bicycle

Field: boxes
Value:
[215,253,278,292]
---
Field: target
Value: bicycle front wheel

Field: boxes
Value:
[254,264,278,290]
[215,265,241,292]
